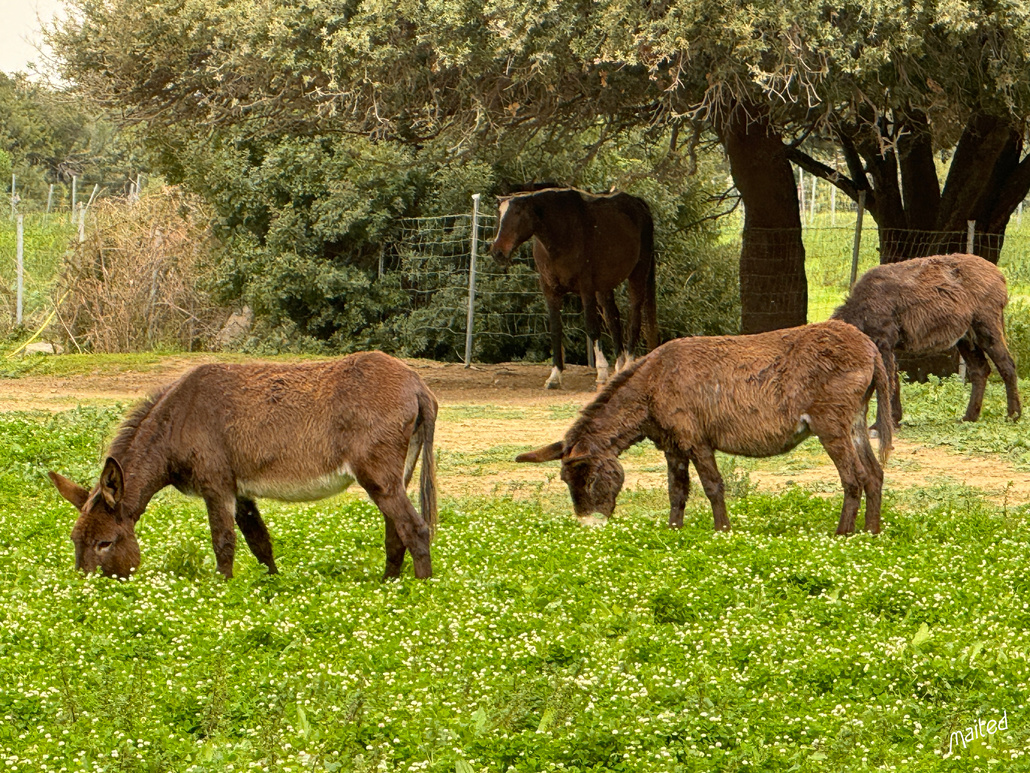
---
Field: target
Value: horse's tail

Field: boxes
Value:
[415,386,439,538]
[871,347,893,465]
[639,202,658,351]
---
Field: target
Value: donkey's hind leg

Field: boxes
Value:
[956,338,990,422]
[973,318,1022,421]
[360,471,432,580]
[815,431,868,535]
[851,424,884,534]
[382,515,407,580]
[235,497,278,574]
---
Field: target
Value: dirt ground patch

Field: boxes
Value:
[3,356,1027,505]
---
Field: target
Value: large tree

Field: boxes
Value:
[50,0,1030,334]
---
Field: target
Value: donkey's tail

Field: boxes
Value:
[871,348,893,465]
[416,386,439,539]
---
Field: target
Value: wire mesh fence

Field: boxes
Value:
[5,187,1030,361]
[379,206,593,364]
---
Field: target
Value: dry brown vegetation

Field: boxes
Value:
[54,186,224,352]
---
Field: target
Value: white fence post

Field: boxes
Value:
[71,176,77,224]
[10,174,16,219]
[966,220,975,254]
[16,214,24,325]
[849,190,866,287]
[464,193,481,368]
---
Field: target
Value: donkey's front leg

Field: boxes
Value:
[665,449,690,529]
[235,497,278,574]
[690,446,730,531]
[204,494,238,579]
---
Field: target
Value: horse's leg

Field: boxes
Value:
[665,448,690,529]
[599,290,627,371]
[956,338,990,422]
[626,256,652,355]
[203,492,238,579]
[544,290,564,389]
[582,292,609,386]
[690,446,730,531]
[359,470,432,579]
[235,497,278,574]
[382,514,408,580]
[973,318,1022,421]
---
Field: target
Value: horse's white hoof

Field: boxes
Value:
[544,366,563,390]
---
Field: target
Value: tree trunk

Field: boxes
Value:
[794,110,1030,378]
[716,102,807,333]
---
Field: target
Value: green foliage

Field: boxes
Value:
[1004,299,1030,379]
[3,405,1030,771]
[0,73,142,207]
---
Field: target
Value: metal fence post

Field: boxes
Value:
[849,190,866,287]
[464,193,481,368]
[16,214,24,325]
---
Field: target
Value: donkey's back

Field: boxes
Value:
[833,253,1020,426]
[172,354,433,501]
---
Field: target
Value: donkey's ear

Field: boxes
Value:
[515,442,564,463]
[563,442,594,466]
[48,471,90,510]
[99,457,125,508]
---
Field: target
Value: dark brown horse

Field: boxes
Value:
[489,188,658,389]
[48,352,438,580]
[517,321,893,534]
[833,253,1021,432]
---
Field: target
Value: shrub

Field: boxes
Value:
[54,185,225,352]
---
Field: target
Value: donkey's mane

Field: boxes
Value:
[107,384,173,459]
[565,356,647,448]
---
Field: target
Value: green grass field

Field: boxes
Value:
[1,366,1029,772]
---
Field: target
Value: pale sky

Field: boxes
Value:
[1,0,64,77]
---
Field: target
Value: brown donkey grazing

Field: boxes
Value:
[833,253,1021,431]
[48,352,438,580]
[489,187,658,389]
[517,321,893,534]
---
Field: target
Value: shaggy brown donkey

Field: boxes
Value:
[833,253,1021,431]
[49,352,438,580]
[517,321,893,534]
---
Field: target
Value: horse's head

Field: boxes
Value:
[49,457,141,578]
[489,196,534,265]
[516,441,625,521]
